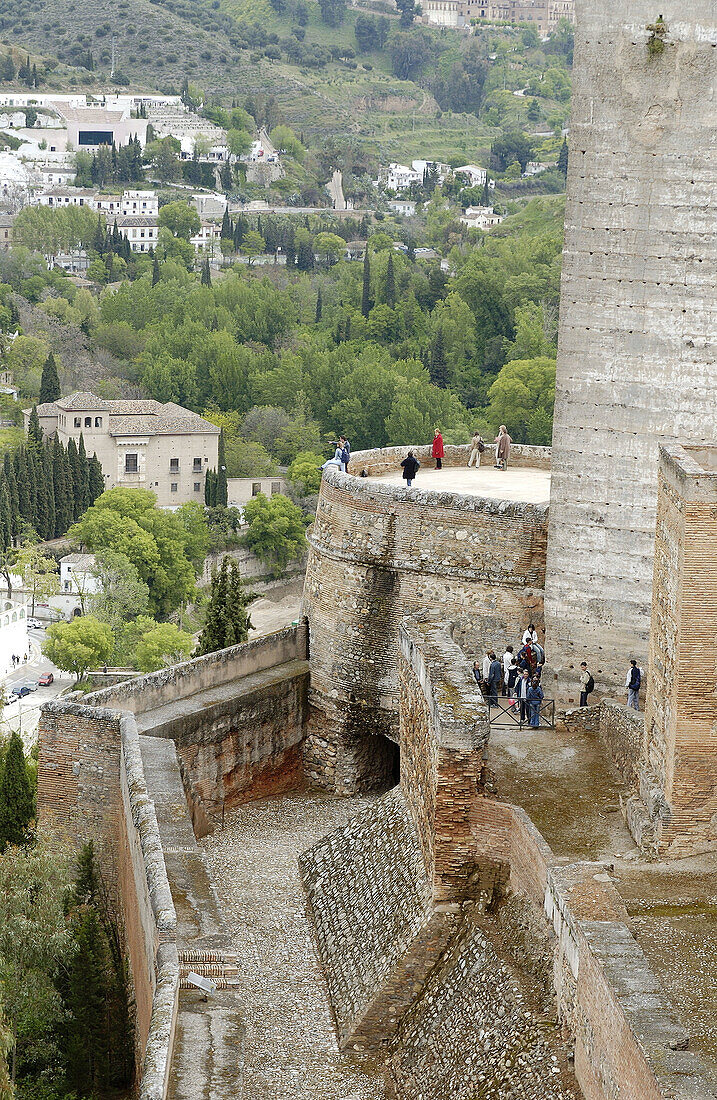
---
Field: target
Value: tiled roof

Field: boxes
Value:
[28,392,219,436]
[0,213,14,227]
[61,552,96,566]
[111,216,158,227]
[109,411,219,436]
[58,392,110,411]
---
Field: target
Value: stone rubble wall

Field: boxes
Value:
[349,441,551,477]
[302,452,547,792]
[544,0,717,703]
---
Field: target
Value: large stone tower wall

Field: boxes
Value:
[544,0,717,702]
[302,444,549,793]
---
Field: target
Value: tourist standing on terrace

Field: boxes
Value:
[527,676,544,727]
[340,436,351,473]
[488,652,502,706]
[432,428,444,469]
[515,668,531,722]
[626,659,642,710]
[467,430,485,468]
[579,662,594,707]
[400,451,420,488]
[494,425,511,470]
[501,645,514,697]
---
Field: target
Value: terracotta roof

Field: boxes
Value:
[58,392,111,411]
[109,410,219,436]
[28,392,219,435]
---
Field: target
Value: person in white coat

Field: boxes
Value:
[502,645,514,697]
[522,623,539,646]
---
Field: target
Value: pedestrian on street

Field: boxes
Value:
[527,676,544,727]
[516,669,531,723]
[488,651,502,706]
[494,425,512,470]
[432,428,444,470]
[579,662,594,707]
[468,430,485,468]
[502,645,514,697]
[400,450,420,488]
[626,659,642,710]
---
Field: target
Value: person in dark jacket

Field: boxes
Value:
[488,652,502,706]
[527,676,544,727]
[401,451,420,487]
[340,435,351,474]
[515,669,531,722]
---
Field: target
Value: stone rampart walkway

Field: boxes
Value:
[202,792,386,1099]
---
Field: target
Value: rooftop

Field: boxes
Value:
[365,464,551,505]
[29,392,220,436]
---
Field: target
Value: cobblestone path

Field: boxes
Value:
[203,791,387,1100]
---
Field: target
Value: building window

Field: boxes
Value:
[95,416,102,427]
[84,416,92,427]
[193,457,202,471]
[252,482,261,496]
[125,453,138,473]
[194,482,201,492]
[74,417,81,428]
[170,458,179,472]
[271,482,281,495]
[171,483,178,493]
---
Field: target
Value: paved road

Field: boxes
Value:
[2,627,69,750]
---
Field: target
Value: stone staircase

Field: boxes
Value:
[178,947,239,989]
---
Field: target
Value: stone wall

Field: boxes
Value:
[302,454,547,792]
[350,441,551,477]
[545,0,717,703]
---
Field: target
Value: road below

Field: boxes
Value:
[2,627,68,750]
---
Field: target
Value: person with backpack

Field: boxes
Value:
[340,435,351,473]
[468,430,485,468]
[579,662,594,707]
[626,659,642,710]
[400,450,420,488]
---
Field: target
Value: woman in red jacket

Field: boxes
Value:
[432,428,444,470]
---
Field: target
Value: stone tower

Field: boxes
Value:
[544,0,717,700]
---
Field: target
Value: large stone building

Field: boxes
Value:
[544,0,717,700]
[422,0,574,32]
[26,392,220,507]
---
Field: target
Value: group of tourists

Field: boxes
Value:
[472,624,546,727]
[400,426,513,487]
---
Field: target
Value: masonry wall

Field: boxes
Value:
[303,449,547,792]
[544,0,717,703]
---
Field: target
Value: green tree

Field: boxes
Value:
[288,451,323,494]
[88,549,151,633]
[361,249,372,318]
[158,200,201,241]
[241,493,306,578]
[38,352,60,404]
[241,231,265,265]
[195,556,252,655]
[0,732,35,852]
[486,356,556,443]
[14,544,59,616]
[134,622,193,672]
[312,232,344,267]
[269,125,305,161]
[42,617,114,680]
[226,128,253,158]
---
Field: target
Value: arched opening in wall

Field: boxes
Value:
[380,735,400,789]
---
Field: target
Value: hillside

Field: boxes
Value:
[0,0,573,166]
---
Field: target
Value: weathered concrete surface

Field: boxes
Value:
[368,464,551,503]
[544,0,717,703]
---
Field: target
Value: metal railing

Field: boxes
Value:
[487,697,555,730]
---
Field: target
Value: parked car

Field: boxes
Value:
[27,617,43,629]
[9,683,36,699]
[38,672,54,686]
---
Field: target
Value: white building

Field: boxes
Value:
[190,222,221,253]
[39,187,98,209]
[459,205,505,230]
[453,164,488,187]
[383,163,422,192]
[54,553,100,619]
[388,199,416,217]
[121,190,158,216]
[53,103,148,150]
[227,476,289,508]
[0,598,28,678]
[193,193,228,219]
[112,215,158,253]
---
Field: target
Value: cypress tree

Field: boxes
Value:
[88,454,104,503]
[361,248,372,318]
[385,253,396,308]
[429,329,448,389]
[151,254,160,286]
[27,405,43,449]
[14,448,31,524]
[3,453,19,537]
[26,444,46,537]
[221,207,232,239]
[0,731,35,850]
[315,288,322,322]
[195,557,230,655]
[78,433,91,513]
[52,436,71,536]
[557,138,568,177]
[217,433,227,507]
[39,352,61,403]
[204,469,214,507]
[0,483,11,551]
[225,561,251,645]
[201,257,211,287]
[67,437,84,520]
[481,177,491,207]
[43,444,56,541]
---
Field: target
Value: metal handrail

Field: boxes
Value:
[487,697,555,730]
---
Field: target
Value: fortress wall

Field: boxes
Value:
[350,441,551,476]
[84,622,308,716]
[302,464,547,792]
[545,0,717,702]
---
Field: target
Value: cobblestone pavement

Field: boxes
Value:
[202,791,387,1100]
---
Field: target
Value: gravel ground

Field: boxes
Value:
[202,791,387,1100]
